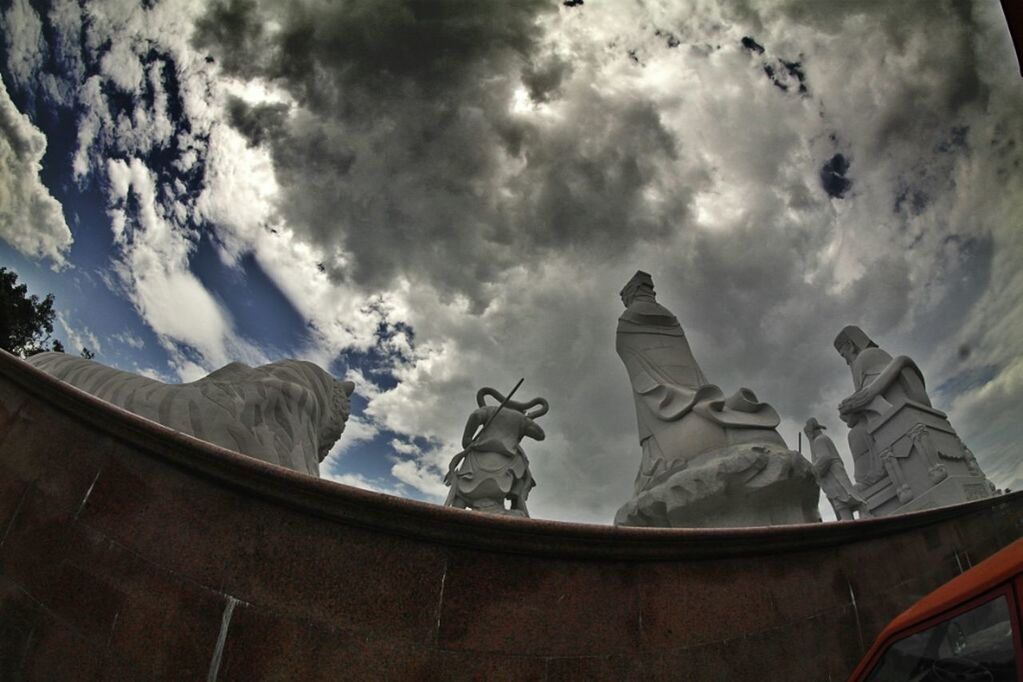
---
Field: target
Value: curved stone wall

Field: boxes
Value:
[0,350,1019,680]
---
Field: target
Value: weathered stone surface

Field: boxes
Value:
[614,271,819,527]
[615,442,820,528]
[25,352,354,475]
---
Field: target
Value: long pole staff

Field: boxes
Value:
[444,377,525,486]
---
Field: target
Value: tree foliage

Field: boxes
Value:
[0,267,65,357]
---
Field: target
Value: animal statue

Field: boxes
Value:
[26,353,354,476]
[444,386,548,517]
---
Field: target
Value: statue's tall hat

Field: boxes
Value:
[833,325,877,353]
[620,270,655,299]
[804,417,826,434]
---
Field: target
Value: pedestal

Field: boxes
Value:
[858,401,992,517]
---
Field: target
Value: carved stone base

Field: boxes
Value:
[614,443,821,528]
[857,401,993,517]
[885,475,994,516]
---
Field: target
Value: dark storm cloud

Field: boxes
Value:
[521,54,572,104]
[192,0,271,78]
[767,0,986,162]
[225,96,289,148]
[193,0,688,309]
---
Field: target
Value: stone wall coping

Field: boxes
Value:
[2,349,1017,561]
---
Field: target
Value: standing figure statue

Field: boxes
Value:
[613,271,820,528]
[804,418,869,521]
[444,386,549,517]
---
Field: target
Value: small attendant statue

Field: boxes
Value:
[804,418,869,521]
[444,386,549,517]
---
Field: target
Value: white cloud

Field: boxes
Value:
[57,311,102,355]
[132,364,171,382]
[112,331,145,350]
[42,0,86,106]
[0,75,73,265]
[1,0,45,91]
[104,156,264,374]
[390,457,448,500]
[320,471,407,498]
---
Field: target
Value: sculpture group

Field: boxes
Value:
[24,269,992,526]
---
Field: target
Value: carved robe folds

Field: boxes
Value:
[613,272,820,528]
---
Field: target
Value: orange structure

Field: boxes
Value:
[849,538,1023,680]
[0,350,1020,680]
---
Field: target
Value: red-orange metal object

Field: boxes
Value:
[848,538,1023,680]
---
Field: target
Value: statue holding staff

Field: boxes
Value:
[444,381,549,517]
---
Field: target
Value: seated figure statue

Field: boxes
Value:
[832,325,992,515]
[26,352,354,476]
[444,387,548,517]
[614,271,819,528]
[834,325,930,487]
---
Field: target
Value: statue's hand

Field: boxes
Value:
[444,462,459,486]
[840,390,869,413]
[444,450,466,486]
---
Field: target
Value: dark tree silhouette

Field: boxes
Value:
[0,267,65,357]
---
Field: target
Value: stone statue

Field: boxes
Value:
[444,386,548,517]
[26,352,354,476]
[803,418,869,521]
[834,325,931,487]
[833,325,992,516]
[614,271,819,528]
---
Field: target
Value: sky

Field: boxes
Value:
[1,0,1021,525]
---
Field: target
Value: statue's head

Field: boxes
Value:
[477,386,550,420]
[803,417,826,439]
[833,325,876,365]
[319,377,355,461]
[620,270,656,307]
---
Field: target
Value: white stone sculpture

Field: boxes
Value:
[803,418,869,521]
[26,352,354,476]
[444,386,548,517]
[834,325,993,516]
[614,271,820,528]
